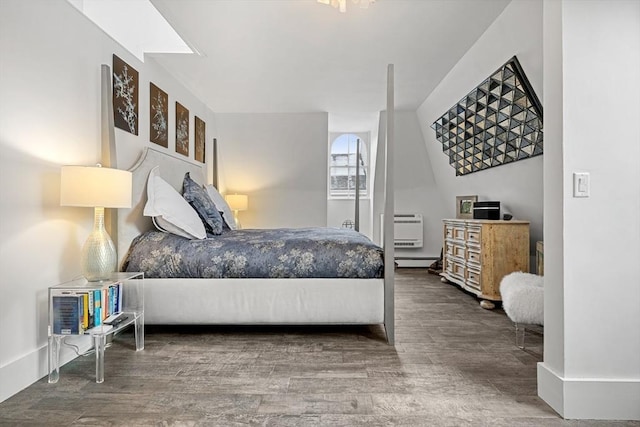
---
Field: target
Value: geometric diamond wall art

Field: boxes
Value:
[431,56,543,176]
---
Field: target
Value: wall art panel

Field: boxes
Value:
[112,54,139,135]
[194,116,205,163]
[431,56,543,176]
[176,101,189,157]
[150,82,168,147]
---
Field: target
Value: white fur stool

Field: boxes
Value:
[500,272,544,349]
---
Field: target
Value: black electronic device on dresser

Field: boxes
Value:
[473,201,501,220]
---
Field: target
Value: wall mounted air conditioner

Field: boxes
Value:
[381,214,424,248]
[394,213,424,248]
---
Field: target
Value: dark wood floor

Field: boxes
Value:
[1,269,636,426]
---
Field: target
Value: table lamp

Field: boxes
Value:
[60,164,132,281]
[225,194,248,228]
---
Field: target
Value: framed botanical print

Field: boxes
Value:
[112,54,139,135]
[149,82,168,147]
[175,102,189,157]
[194,116,205,163]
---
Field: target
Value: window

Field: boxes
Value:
[329,133,368,198]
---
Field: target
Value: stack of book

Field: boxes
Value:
[51,282,123,335]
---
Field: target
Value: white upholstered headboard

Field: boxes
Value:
[116,147,207,269]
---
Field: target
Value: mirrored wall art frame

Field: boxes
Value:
[431,56,543,176]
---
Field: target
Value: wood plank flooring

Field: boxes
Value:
[1,269,636,426]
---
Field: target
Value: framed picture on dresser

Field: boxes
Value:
[456,195,477,219]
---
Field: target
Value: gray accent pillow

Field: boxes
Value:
[182,172,224,236]
[205,184,237,230]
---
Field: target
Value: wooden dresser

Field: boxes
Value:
[441,219,530,309]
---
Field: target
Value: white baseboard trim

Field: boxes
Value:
[537,362,565,416]
[395,259,431,267]
[1,345,49,403]
[538,362,640,420]
[0,337,91,403]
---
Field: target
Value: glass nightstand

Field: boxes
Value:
[48,272,144,384]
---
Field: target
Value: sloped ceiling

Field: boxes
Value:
[149,0,511,114]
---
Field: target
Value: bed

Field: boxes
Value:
[109,66,396,344]
[123,228,384,280]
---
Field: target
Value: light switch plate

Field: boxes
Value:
[573,172,590,197]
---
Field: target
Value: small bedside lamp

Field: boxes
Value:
[60,164,132,281]
[225,194,248,228]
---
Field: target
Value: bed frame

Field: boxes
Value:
[106,65,396,344]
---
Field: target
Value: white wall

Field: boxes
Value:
[540,0,565,391]
[393,111,448,261]
[214,113,328,229]
[538,0,640,420]
[372,111,447,261]
[327,200,372,237]
[0,0,214,401]
[416,0,544,262]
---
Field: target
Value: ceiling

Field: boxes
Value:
[148,0,511,116]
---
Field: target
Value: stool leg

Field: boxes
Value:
[515,323,526,349]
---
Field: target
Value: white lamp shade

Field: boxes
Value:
[61,166,132,208]
[225,194,248,211]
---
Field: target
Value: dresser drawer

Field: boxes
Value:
[466,268,481,290]
[444,257,458,277]
[451,244,465,259]
[444,257,453,274]
[445,241,453,257]
[445,225,454,239]
[453,226,466,241]
[466,226,482,245]
[467,249,481,266]
[450,261,465,280]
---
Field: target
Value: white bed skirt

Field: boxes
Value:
[143,278,385,325]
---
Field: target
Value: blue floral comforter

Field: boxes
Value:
[123,228,384,279]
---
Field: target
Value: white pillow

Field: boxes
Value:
[143,167,206,239]
[205,184,237,230]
